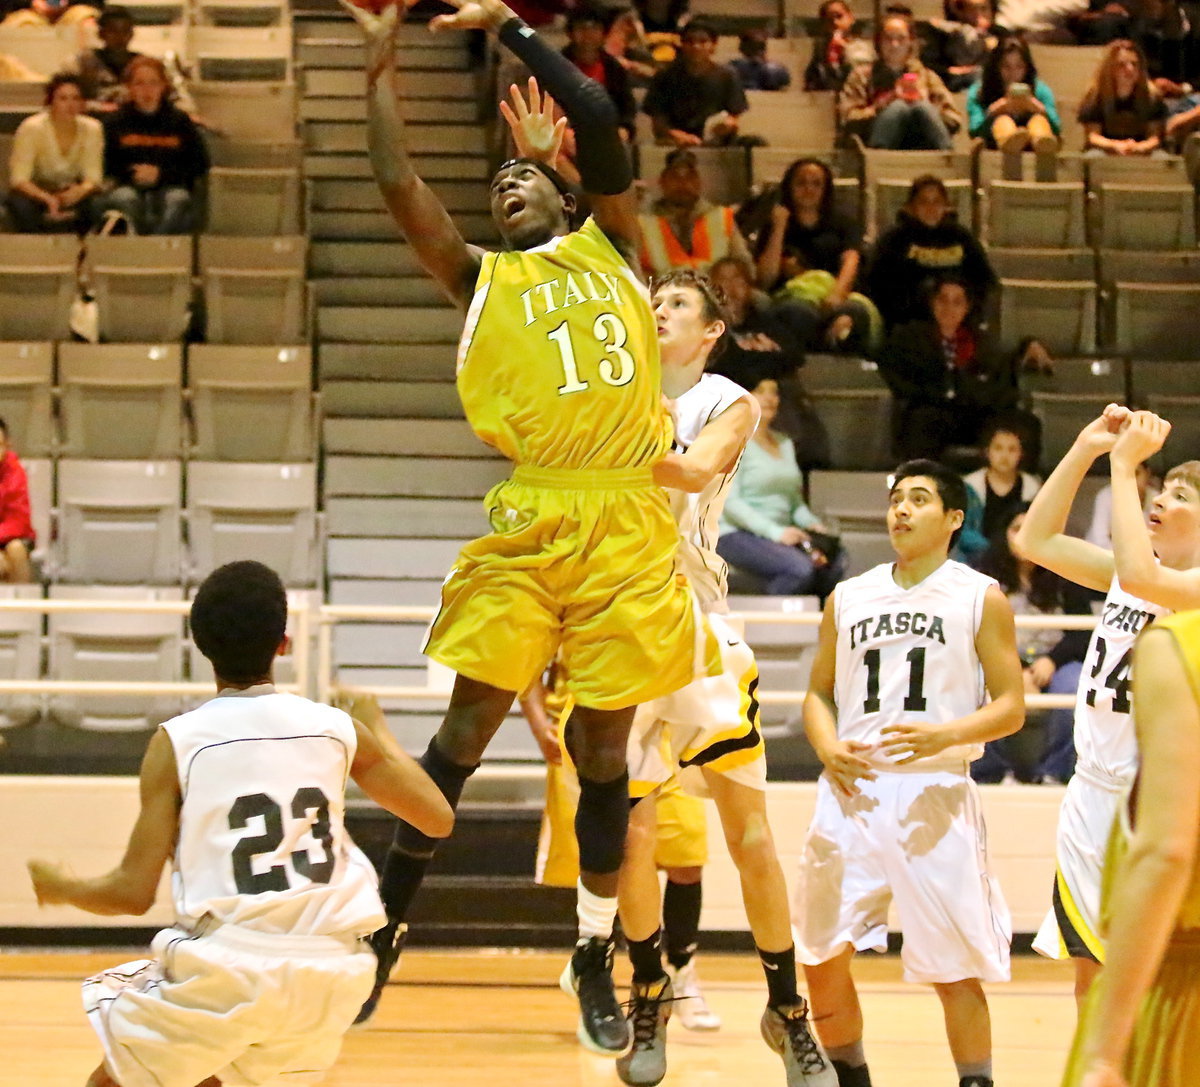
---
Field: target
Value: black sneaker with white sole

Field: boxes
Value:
[353,921,408,1026]
[559,936,632,1055]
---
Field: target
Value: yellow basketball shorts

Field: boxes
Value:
[424,465,719,711]
[536,758,709,888]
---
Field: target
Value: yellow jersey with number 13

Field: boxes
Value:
[456,216,671,470]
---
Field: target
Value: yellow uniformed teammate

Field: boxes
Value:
[344,0,717,1046]
[1062,610,1200,1087]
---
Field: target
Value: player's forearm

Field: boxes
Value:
[803,692,841,763]
[366,66,419,192]
[652,453,707,493]
[1082,843,1191,1068]
[1013,442,1093,559]
[1109,460,1159,593]
[942,691,1024,748]
[36,866,157,916]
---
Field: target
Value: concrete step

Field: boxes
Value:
[297,40,471,69]
[324,454,507,497]
[300,96,478,123]
[318,341,457,380]
[300,66,477,99]
[304,150,490,181]
[309,208,497,242]
[310,177,490,213]
[311,239,423,276]
[324,417,486,456]
[317,304,462,343]
[304,119,486,154]
[326,496,485,537]
[321,378,461,417]
[312,276,447,307]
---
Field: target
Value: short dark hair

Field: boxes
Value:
[98,5,134,27]
[566,6,608,31]
[681,18,718,41]
[44,73,83,107]
[890,459,968,547]
[191,561,287,684]
[981,419,1023,450]
[650,268,730,363]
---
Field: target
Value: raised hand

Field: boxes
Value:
[1111,410,1170,469]
[429,0,516,34]
[1075,404,1131,457]
[336,0,402,85]
[499,77,566,166]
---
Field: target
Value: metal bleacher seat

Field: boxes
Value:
[856,145,973,239]
[47,584,184,732]
[0,584,42,730]
[1099,249,1200,287]
[987,248,1095,282]
[983,181,1086,248]
[187,344,315,461]
[188,25,292,81]
[1095,184,1197,250]
[1023,358,1129,470]
[55,459,182,584]
[85,234,193,343]
[637,145,750,206]
[0,342,54,456]
[805,470,894,576]
[800,355,894,471]
[1128,360,1200,467]
[1112,283,1200,361]
[739,90,838,149]
[24,457,51,573]
[193,0,288,27]
[976,149,1087,187]
[190,81,297,141]
[57,343,183,459]
[998,279,1098,356]
[0,234,77,342]
[206,166,301,235]
[198,235,307,344]
[185,461,318,586]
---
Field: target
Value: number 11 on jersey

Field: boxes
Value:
[863,646,929,713]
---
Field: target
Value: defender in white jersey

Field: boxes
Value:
[27,562,453,1087]
[797,461,1025,1087]
[1015,408,1200,1005]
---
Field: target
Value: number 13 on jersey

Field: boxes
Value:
[548,312,636,395]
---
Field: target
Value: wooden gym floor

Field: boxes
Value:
[1,949,1077,1086]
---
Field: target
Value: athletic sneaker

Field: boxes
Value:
[760,1000,838,1087]
[560,937,632,1055]
[616,975,673,1086]
[959,1078,993,1087]
[353,921,408,1026]
[666,961,721,1031]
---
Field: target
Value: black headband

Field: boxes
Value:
[497,157,574,199]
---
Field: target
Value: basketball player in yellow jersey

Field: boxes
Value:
[342,0,717,1042]
[1062,611,1200,1087]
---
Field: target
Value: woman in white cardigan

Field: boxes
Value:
[6,73,102,233]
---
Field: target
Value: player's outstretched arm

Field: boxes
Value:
[1013,407,1126,592]
[433,0,641,264]
[652,396,758,493]
[881,585,1025,762]
[350,718,455,838]
[1110,412,1200,610]
[28,728,180,916]
[804,592,876,798]
[1072,627,1200,1087]
[499,77,581,187]
[342,0,480,308]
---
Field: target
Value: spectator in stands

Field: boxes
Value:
[1078,38,1168,155]
[1086,462,1157,548]
[879,275,1038,463]
[972,506,1088,784]
[754,157,880,355]
[709,256,803,388]
[838,11,961,149]
[925,0,995,92]
[562,7,637,139]
[728,27,791,91]
[6,74,101,233]
[866,174,995,330]
[805,0,874,92]
[967,37,1061,154]
[602,7,659,83]
[0,418,34,585]
[100,56,209,235]
[638,148,752,275]
[964,422,1041,540]
[0,0,96,29]
[68,7,140,111]
[643,19,748,146]
[1159,77,1200,150]
[635,0,688,35]
[716,376,848,597]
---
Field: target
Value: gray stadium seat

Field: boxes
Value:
[805,470,891,529]
[740,90,838,148]
[56,459,182,584]
[0,342,54,456]
[206,167,301,235]
[23,457,51,574]
[188,345,315,461]
[0,234,77,341]
[984,181,1086,248]
[987,248,1095,282]
[47,584,184,731]
[86,235,193,343]
[199,235,307,344]
[190,85,296,142]
[1099,249,1200,286]
[1024,358,1128,470]
[0,584,43,730]
[976,149,1086,187]
[800,357,894,471]
[998,279,1098,356]
[1096,185,1197,250]
[57,343,183,459]
[1128,360,1200,467]
[1113,283,1200,361]
[186,461,318,586]
[188,25,292,81]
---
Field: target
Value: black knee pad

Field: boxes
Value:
[575,771,630,875]
[391,738,475,855]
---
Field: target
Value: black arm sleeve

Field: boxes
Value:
[497,17,632,196]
